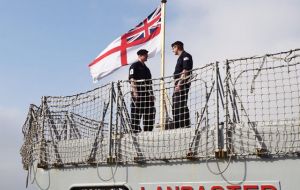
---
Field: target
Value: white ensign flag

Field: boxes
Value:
[88,6,161,82]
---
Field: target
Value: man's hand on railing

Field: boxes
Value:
[132,91,138,101]
[175,84,181,92]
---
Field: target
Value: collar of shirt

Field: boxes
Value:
[137,61,146,67]
[178,51,186,59]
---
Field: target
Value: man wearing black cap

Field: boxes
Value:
[129,49,155,133]
[171,41,193,129]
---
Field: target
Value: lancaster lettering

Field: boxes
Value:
[140,185,277,190]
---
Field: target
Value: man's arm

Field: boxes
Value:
[176,53,193,91]
[129,65,138,99]
[131,78,138,99]
[178,69,188,85]
[175,69,189,92]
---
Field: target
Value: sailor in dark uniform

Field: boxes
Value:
[171,41,193,129]
[129,49,155,133]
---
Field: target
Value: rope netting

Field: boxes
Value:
[225,49,300,156]
[21,84,113,168]
[20,48,300,169]
[115,64,217,162]
[20,104,40,170]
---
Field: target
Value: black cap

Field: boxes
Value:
[171,41,184,48]
[137,49,148,56]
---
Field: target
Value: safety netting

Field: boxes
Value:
[115,63,217,163]
[225,49,300,156]
[21,48,300,169]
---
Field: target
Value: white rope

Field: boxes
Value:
[219,157,247,186]
[96,161,119,182]
[29,160,51,190]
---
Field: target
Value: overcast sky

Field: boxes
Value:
[0,0,299,189]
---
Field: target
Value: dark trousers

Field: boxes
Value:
[172,84,191,129]
[131,96,155,133]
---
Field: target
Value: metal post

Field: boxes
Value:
[38,96,47,168]
[107,82,114,163]
[115,81,120,162]
[225,60,230,155]
[215,62,221,154]
[215,61,227,158]
[159,0,167,129]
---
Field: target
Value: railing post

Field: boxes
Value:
[107,82,115,163]
[216,61,220,149]
[115,81,121,162]
[215,61,227,158]
[215,62,221,157]
[38,96,48,168]
[224,60,231,155]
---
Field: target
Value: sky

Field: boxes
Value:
[0,0,300,189]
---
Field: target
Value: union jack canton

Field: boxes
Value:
[89,5,161,81]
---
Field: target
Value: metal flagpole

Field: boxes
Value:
[160,0,167,130]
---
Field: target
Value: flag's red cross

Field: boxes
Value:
[89,10,161,67]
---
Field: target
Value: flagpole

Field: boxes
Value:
[160,0,167,130]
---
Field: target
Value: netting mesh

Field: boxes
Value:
[115,64,217,162]
[21,85,113,168]
[225,49,300,156]
[20,104,40,170]
[20,48,300,169]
